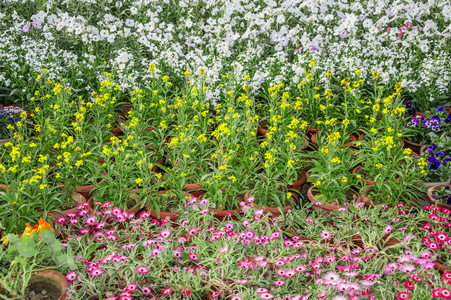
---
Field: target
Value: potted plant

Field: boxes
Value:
[427,185,451,209]
[0,221,70,300]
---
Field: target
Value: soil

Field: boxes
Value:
[25,277,63,300]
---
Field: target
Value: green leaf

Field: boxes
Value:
[39,229,56,245]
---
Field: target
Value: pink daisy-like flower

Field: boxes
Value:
[255,288,269,294]
[218,246,229,253]
[274,280,285,287]
[323,272,341,284]
[65,271,78,282]
[152,249,161,257]
[321,230,331,240]
[56,216,66,224]
[305,218,313,223]
[89,268,103,276]
[231,296,243,300]
[399,264,416,273]
[160,287,173,295]
[317,292,327,299]
[160,228,171,239]
[259,293,274,299]
[384,225,392,235]
[285,270,296,278]
[141,285,152,295]
[245,230,255,239]
[199,198,209,205]
[338,208,346,212]
[136,266,149,274]
[397,291,411,299]
[359,280,375,287]
[85,215,97,226]
[314,201,322,207]
[294,265,306,273]
[125,283,138,292]
[211,291,221,298]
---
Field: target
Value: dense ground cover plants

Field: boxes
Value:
[1,0,451,299]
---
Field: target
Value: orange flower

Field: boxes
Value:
[21,218,55,238]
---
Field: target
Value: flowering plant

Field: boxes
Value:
[0,106,27,140]
[418,143,451,183]
[404,106,451,145]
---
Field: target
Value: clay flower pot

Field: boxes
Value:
[435,261,451,274]
[28,270,69,300]
[306,186,343,213]
[427,185,451,210]
[402,137,423,155]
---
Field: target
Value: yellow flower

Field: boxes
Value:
[39,184,47,190]
[219,164,228,170]
[75,160,83,167]
[331,157,340,164]
[135,178,143,186]
[341,176,348,183]
[287,160,295,168]
[314,180,321,187]
[375,163,383,169]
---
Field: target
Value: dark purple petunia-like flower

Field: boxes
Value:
[443,158,451,166]
[431,143,438,151]
[428,156,441,170]
[436,106,445,112]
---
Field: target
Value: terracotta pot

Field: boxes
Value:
[30,270,69,300]
[311,132,360,147]
[183,183,204,198]
[306,186,343,213]
[427,185,451,210]
[435,261,451,274]
[306,126,319,140]
[359,186,416,210]
[146,191,195,221]
[286,170,308,196]
[420,145,429,156]
[0,138,11,144]
[245,191,296,218]
[402,137,423,155]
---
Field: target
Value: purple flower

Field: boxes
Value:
[339,29,349,38]
[23,24,30,33]
[406,117,419,127]
[428,156,441,170]
[32,19,42,29]
[436,106,445,112]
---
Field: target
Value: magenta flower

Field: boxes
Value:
[85,215,98,226]
[65,271,78,282]
[89,268,104,276]
[321,230,331,240]
[211,291,221,298]
[218,246,229,253]
[274,280,285,286]
[259,293,274,300]
[160,228,171,239]
[136,266,149,274]
[125,283,138,292]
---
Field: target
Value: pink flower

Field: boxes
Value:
[211,291,221,298]
[160,287,173,295]
[125,283,138,292]
[218,246,229,253]
[317,292,327,299]
[384,225,393,235]
[314,201,322,207]
[65,271,78,282]
[89,268,103,276]
[85,215,97,226]
[274,280,285,286]
[136,266,149,274]
[160,228,171,239]
[305,218,313,223]
[57,216,66,224]
[259,293,274,300]
[321,230,331,240]
[142,285,152,295]
[256,288,269,294]
[397,291,411,299]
